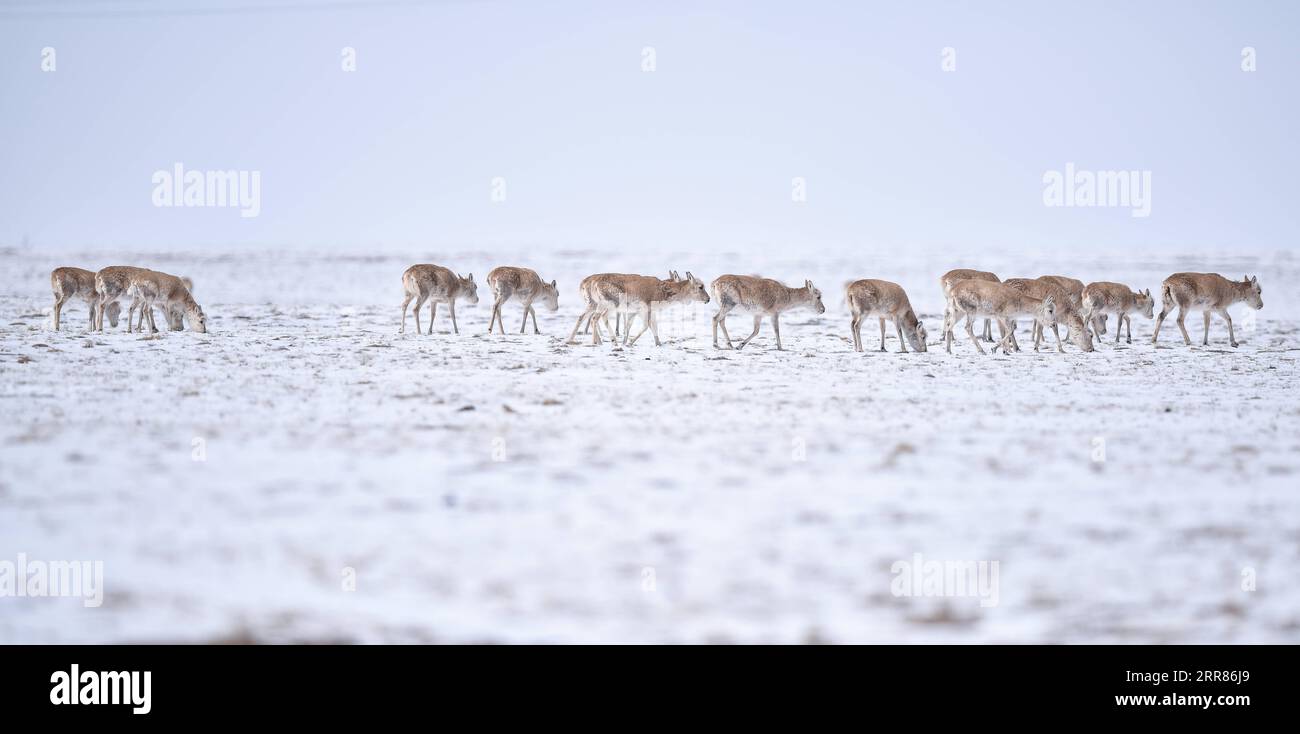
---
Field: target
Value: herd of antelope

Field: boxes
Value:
[50,266,206,334]
[50,263,1264,352]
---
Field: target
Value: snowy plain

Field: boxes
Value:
[1,245,1298,643]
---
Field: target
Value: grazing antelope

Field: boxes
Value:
[939,269,1000,344]
[1037,274,1105,340]
[50,267,120,331]
[845,279,927,353]
[710,275,825,351]
[400,265,479,335]
[126,269,208,333]
[1002,278,1094,352]
[486,267,559,335]
[1152,273,1263,348]
[93,266,153,331]
[943,280,1056,355]
[132,275,193,332]
[1079,282,1153,344]
[568,272,709,347]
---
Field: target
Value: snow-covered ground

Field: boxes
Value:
[1,245,1297,643]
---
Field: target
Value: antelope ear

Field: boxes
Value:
[1250,275,1258,285]
[685,271,694,281]
[551,279,557,288]
[1043,294,1055,307]
[467,273,474,282]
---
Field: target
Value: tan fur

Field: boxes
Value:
[126,269,207,333]
[93,266,154,331]
[1003,278,1094,352]
[400,264,479,335]
[1152,273,1262,348]
[1080,282,1153,345]
[710,275,825,351]
[845,279,926,353]
[132,275,193,332]
[1036,274,1107,339]
[569,272,710,347]
[943,280,1057,355]
[570,273,630,339]
[939,269,1000,343]
[51,267,120,331]
[486,266,558,335]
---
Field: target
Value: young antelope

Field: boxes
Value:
[1079,282,1153,345]
[944,280,1056,355]
[51,267,120,331]
[1152,273,1262,348]
[400,265,479,335]
[845,279,926,353]
[710,275,825,351]
[486,266,559,335]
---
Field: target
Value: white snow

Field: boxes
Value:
[1,246,1297,643]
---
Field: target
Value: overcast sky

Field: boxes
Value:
[1,0,1296,255]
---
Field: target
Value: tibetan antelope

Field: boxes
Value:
[51,267,120,331]
[126,269,208,333]
[1079,282,1153,345]
[574,270,682,338]
[943,280,1056,355]
[845,279,926,353]
[939,269,1000,344]
[1152,273,1263,348]
[400,265,479,335]
[1037,274,1105,340]
[131,275,193,332]
[93,266,153,331]
[710,275,825,351]
[1002,278,1094,352]
[486,266,559,335]
[568,272,709,347]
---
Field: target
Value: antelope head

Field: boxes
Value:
[541,279,560,312]
[1243,275,1262,309]
[459,273,480,305]
[804,280,825,314]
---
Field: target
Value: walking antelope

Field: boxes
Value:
[845,279,926,353]
[126,269,208,333]
[51,267,120,331]
[1079,282,1153,344]
[1002,278,1094,352]
[568,272,709,347]
[400,265,479,335]
[486,266,559,335]
[710,275,825,351]
[939,269,1000,344]
[1152,273,1263,348]
[93,266,153,331]
[943,280,1056,355]
[574,270,682,338]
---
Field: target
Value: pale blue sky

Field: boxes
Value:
[1,0,1296,254]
